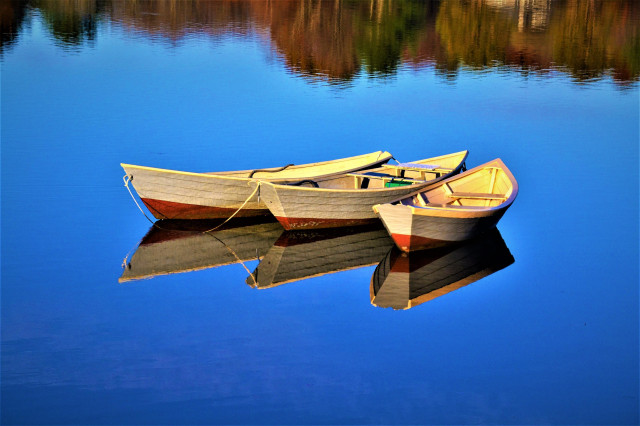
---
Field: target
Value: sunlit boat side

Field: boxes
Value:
[121,151,393,220]
[257,151,469,230]
[247,225,394,289]
[374,158,518,252]
[370,228,514,310]
[119,217,284,282]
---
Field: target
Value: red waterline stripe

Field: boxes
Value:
[141,198,269,220]
[390,233,452,253]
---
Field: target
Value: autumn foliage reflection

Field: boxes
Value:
[4,0,638,85]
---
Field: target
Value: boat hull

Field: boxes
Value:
[123,165,266,220]
[258,151,469,230]
[141,197,269,220]
[375,203,508,252]
[260,181,434,230]
[122,151,393,220]
[374,158,517,252]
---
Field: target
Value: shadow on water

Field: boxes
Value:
[2,0,639,86]
[121,221,514,311]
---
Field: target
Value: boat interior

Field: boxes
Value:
[283,152,467,190]
[402,164,514,208]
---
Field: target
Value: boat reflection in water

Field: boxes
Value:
[119,217,283,282]
[119,217,513,310]
[247,225,394,289]
[371,228,514,310]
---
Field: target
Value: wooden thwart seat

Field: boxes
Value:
[415,193,428,206]
[383,163,453,173]
[412,202,487,210]
[448,192,507,200]
[346,172,425,183]
[382,163,453,180]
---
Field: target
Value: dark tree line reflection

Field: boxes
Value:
[2,0,638,85]
[0,0,29,54]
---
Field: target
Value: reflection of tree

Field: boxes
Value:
[37,0,102,48]
[7,0,639,85]
[260,0,433,82]
[107,0,257,42]
[0,0,29,55]
[354,0,434,77]
[549,0,639,83]
[435,0,514,72]
[258,0,360,82]
[432,0,639,83]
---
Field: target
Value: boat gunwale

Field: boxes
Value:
[257,150,469,194]
[120,150,393,183]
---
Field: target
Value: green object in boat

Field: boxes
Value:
[385,179,413,188]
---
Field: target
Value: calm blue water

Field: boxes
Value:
[2,1,639,424]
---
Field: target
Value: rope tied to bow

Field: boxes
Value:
[122,176,264,282]
[123,173,262,232]
[123,174,156,225]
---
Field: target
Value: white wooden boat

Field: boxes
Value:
[257,151,468,230]
[370,228,514,310]
[246,225,394,289]
[119,217,284,282]
[373,158,517,252]
[121,151,392,220]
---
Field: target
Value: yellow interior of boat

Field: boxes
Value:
[414,165,514,208]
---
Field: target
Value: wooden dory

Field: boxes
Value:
[246,225,394,289]
[370,228,514,310]
[256,151,468,230]
[121,151,392,220]
[119,217,283,282]
[373,158,517,252]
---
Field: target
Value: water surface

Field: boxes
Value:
[2,1,638,424]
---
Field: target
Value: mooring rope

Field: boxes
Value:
[121,222,262,285]
[121,177,262,276]
[123,174,156,225]
[124,173,261,234]
[201,182,261,233]
[121,242,138,269]
[203,232,259,287]
[248,163,294,179]
[120,231,148,270]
